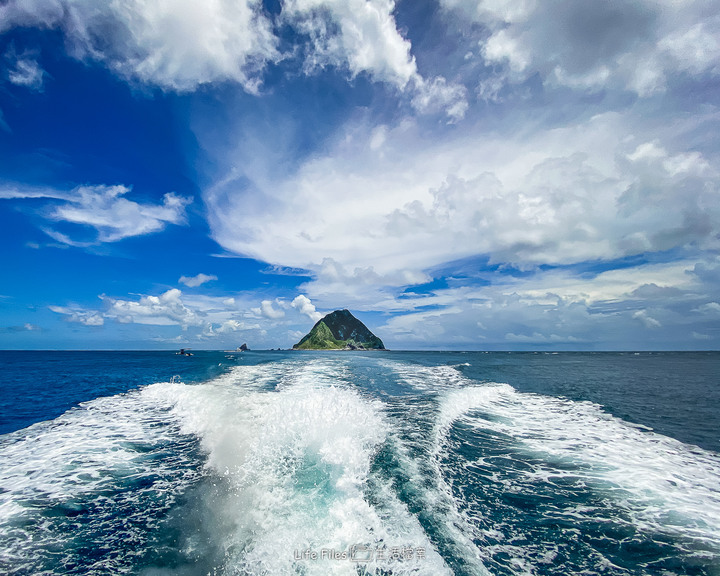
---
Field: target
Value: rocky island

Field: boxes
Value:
[293,309,385,350]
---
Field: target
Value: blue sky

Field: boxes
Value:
[0,0,719,350]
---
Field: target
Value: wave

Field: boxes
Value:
[142,358,455,575]
[0,383,201,575]
[1,355,718,575]
[431,382,720,574]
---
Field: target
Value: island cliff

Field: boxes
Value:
[293,309,385,350]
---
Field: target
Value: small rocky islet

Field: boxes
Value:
[293,309,385,350]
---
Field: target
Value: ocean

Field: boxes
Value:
[0,350,718,575]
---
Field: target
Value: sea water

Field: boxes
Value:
[0,351,718,575]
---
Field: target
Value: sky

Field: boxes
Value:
[0,0,719,350]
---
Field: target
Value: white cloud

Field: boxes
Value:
[373,254,718,349]
[6,50,46,90]
[505,332,583,344]
[291,294,322,322]
[0,0,465,117]
[179,273,218,288]
[45,286,328,346]
[632,310,662,329]
[35,251,720,348]
[205,110,719,304]
[213,319,247,334]
[0,184,191,245]
[99,288,267,335]
[103,289,202,327]
[411,76,468,121]
[440,0,720,96]
[0,186,69,200]
[252,299,286,319]
[659,20,720,76]
[283,0,417,88]
[282,0,467,117]
[49,305,104,326]
[697,302,720,315]
[49,185,191,242]
[0,0,279,93]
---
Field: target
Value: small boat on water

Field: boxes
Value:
[176,348,193,356]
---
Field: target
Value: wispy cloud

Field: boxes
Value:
[0,323,42,333]
[49,306,104,326]
[0,187,70,200]
[5,46,46,91]
[0,184,191,245]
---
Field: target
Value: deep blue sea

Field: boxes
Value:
[0,350,718,575]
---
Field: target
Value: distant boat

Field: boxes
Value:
[176,348,193,356]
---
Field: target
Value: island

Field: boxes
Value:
[293,309,385,350]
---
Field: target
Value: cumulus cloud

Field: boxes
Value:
[103,289,202,328]
[440,0,720,96]
[0,0,465,117]
[39,252,720,349]
[291,294,322,322]
[0,0,279,93]
[179,273,218,288]
[375,256,718,349]
[206,110,719,304]
[66,288,257,336]
[0,184,191,245]
[45,288,334,347]
[213,319,249,334]
[632,310,662,329]
[283,0,416,88]
[252,299,286,319]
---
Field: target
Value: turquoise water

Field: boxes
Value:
[0,351,718,575]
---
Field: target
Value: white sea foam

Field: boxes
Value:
[141,358,453,575]
[5,355,716,575]
[378,359,470,392]
[382,362,494,576]
[384,360,720,572]
[0,382,200,574]
[434,383,720,549]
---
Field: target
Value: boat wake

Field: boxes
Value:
[1,356,718,575]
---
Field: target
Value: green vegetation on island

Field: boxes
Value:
[293,309,385,350]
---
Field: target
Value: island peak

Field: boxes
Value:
[293,309,385,350]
